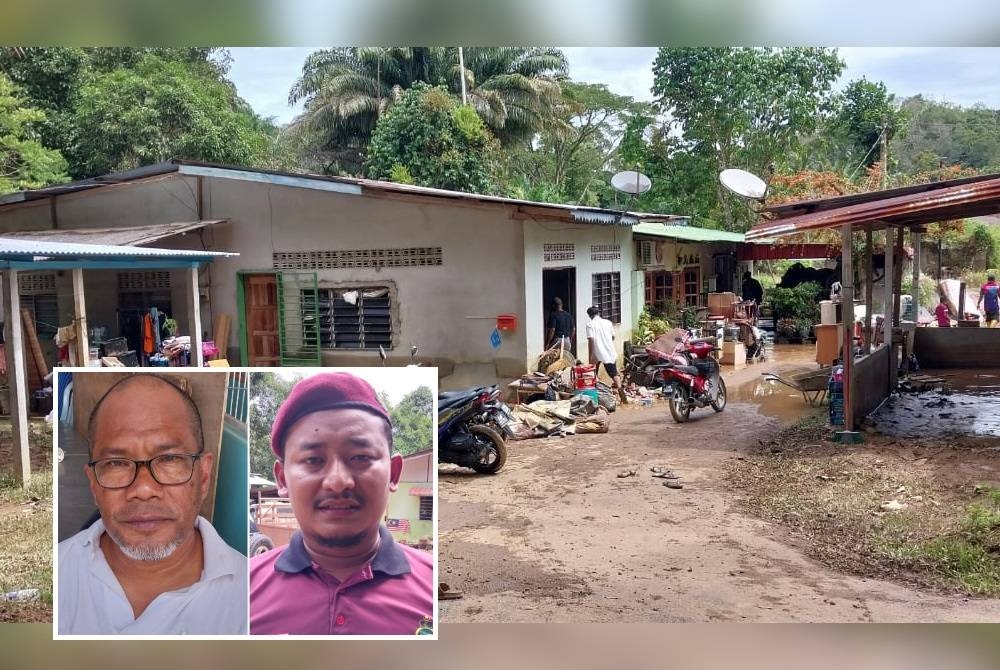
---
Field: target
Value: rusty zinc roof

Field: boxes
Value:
[746,172,1000,241]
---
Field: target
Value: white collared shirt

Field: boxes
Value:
[58,516,247,635]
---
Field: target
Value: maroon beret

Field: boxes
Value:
[270,372,392,458]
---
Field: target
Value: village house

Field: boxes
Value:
[0,160,710,387]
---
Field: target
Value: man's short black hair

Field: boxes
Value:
[552,297,563,309]
[990,274,996,282]
[87,374,204,458]
[586,306,599,319]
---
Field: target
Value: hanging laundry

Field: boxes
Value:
[142,313,155,356]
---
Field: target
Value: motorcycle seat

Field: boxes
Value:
[439,388,488,409]
[673,365,700,375]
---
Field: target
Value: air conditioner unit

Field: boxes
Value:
[637,240,654,267]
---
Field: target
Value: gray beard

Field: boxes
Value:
[105,528,185,562]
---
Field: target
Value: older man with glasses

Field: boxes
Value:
[58,374,247,635]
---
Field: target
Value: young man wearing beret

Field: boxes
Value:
[249,372,434,635]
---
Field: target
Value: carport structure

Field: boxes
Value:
[0,237,236,485]
[746,172,1000,434]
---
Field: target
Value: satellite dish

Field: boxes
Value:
[611,170,652,195]
[719,168,768,201]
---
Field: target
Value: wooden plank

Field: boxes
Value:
[20,307,48,380]
[189,267,204,367]
[72,268,90,366]
[213,313,231,360]
[4,271,31,484]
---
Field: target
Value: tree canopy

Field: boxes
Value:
[0,73,67,194]
[365,83,502,193]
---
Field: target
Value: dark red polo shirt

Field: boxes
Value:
[250,526,434,636]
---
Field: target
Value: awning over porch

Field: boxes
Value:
[2,220,227,248]
[1,238,237,486]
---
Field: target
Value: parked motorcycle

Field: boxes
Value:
[438,386,514,474]
[656,332,727,423]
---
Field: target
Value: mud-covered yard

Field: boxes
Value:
[0,419,53,623]
[727,416,1000,596]
[439,354,1000,623]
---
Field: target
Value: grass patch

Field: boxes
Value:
[0,471,53,607]
[726,418,1000,596]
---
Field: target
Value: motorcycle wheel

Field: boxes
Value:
[470,424,508,474]
[711,378,728,412]
[668,395,691,423]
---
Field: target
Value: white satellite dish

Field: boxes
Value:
[720,168,768,201]
[611,170,652,195]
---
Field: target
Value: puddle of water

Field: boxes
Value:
[870,367,1000,438]
[732,344,828,422]
[869,391,1000,438]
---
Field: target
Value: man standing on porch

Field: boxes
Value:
[545,297,575,351]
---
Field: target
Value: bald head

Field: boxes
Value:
[87,374,204,458]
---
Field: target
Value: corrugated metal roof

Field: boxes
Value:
[762,172,1000,218]
[633,222,744,243]
[747,174,1000,241]
[0,236,236,260]
[2,220,225,246]
[0,159,691,229]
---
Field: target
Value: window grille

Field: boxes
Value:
[592,272,621,324]
[591,244,621,261]
[543,243,575,262]
[273,247,442,270]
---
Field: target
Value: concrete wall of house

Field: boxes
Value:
[387,483,432,545]
[0,177,207,349]
[523,220,637,367]
[0,175,530,377]
[200,177,527,376]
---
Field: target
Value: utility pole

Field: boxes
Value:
[458,47,467,106]
[879,115,889,190]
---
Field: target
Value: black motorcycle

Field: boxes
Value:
[438,386,514,474]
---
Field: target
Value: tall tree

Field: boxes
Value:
[365,83,502,193]
[820,78,907,175]
[70,55,275,178]
[508,81,641,206]
[651,47,844,231]
[0,48,275,180]
[390,386,433,456]
[288,46,567,175]
[0,73,67,194]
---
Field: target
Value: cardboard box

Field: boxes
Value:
[720,341,746,369]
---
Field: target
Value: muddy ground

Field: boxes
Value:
[439,348,1000,622]
[0,419,53,623]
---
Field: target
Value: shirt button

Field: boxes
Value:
[335,614,346,626]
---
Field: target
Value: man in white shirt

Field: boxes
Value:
[58,374,247,635]
[585,306,625,402]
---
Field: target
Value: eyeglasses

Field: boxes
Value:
[88,452,204,489]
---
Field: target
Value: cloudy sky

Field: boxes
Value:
[227,47,1000,125]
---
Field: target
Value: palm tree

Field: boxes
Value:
[287,46,568,173]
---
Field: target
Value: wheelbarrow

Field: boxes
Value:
[762,368,829,406]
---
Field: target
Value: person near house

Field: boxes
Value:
[586,306,625,402]
[741,271,764,305]
[249,372,433,636]
[934,295,952,328]
[978,274,1000,327]
[545,297,575,351]
[58,374,247,635]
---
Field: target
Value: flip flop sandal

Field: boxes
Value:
[651,471,679,479]
[663,479,684,489]
[617,469,638,478]
[650,466,669,474]
[439,583,464,600]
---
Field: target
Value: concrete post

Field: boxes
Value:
[4,270,31,485]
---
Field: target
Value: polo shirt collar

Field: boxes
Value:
[276,526,411,577]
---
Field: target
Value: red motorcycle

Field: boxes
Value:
[655,331,727,423]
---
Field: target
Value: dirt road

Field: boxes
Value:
[439,354,1000,623]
